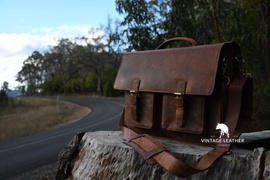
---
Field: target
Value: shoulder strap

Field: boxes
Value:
[120,77,246,178]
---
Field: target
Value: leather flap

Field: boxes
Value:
[114,42,236,95]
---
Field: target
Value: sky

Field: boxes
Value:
[0,0,121,89]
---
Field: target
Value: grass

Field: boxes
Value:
[0,97,90,141]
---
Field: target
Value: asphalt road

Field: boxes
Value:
[0,97,123,179]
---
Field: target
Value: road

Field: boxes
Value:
[0,97,123,179]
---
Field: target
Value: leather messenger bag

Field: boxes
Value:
[113,37,252,177]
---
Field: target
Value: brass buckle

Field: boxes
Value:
[129,90,138,96]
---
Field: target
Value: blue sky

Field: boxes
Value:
[0,0,121,88]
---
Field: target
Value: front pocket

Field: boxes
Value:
[161,95,205,134]
[124,92,154,129]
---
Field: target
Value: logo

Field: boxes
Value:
[200,123,245,144]
[216,123,229,138]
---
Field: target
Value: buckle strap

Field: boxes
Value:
[130,79,140,93]
[123,133,169,161]
[123,134,145,143]
[143,146,168,160]
[126,79,141,122]
[175,80,186,127]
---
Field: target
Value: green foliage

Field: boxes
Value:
[41,72,100,95]
[115,0,169,50]
[164,0,221,43]
[1,81,9,92]
[102,69,122,97]
[42,76,65,94]
[83,72,97,93]
[17,33,121,96]
[17,51,43,94]
[64,78,83,94]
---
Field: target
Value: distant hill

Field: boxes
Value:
[7,90,21,97]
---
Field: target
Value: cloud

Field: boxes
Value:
[0,25,102,89]
[32,25,92,35]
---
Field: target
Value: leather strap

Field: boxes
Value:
[175,95,184,127]
[122,126,229,177]
[224,77,246,134]
[126,79,141,122]
[175,81,186,127]
[120,77,246,177]
[156,37,197,49]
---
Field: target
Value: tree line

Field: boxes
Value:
[16,34,121,96]
[17,0,269,122]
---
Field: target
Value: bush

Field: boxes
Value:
[103,81,114,97]
[64,78,83,94]
[102,69,122,97]
[83,72,97,93]
[43,76,65,94]
[41,71,122,96]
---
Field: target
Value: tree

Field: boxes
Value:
[115,0,169,50]
[0,82,8,107]
[16,33,120,96]
[17,86,25,95]
[16,51,43,95]
[73,34,116,95]
[1,81,9,92]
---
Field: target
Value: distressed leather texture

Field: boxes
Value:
[114,41,250,138]
[115,43,234,95]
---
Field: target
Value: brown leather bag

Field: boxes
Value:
[113,37,252,177]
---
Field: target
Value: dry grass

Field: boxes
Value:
[0,97,90,141]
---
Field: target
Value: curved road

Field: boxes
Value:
[0,97,123,179]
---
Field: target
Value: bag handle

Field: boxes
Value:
[156,37,197,49]
[120,77,246,178]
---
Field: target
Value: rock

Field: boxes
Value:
[263,151,270,180]
[56,132,85,180]
[57,131,270,180]
[237,130,270,150]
